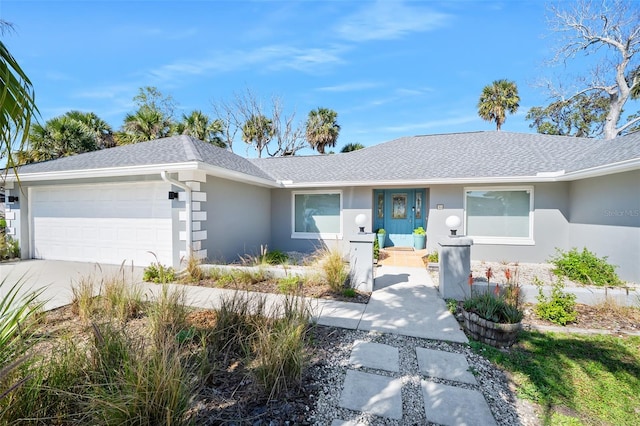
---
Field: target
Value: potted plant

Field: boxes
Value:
[376,228,386,249]
[413,226,426,249]
[426,251,439,270]
[461,270,523,348]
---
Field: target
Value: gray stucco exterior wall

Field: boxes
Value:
[200,176,271,262]
[567,170,640,282]
[426,177,639,282]
[270,186,374,256]
[427,183,571,264]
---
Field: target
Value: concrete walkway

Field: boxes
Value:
[1,260,498,424]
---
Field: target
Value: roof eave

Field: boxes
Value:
[196,162,280,188]
[559,158,640,181]
[3,162,199,182]
[4,161,281,188]
[278,175,568,188]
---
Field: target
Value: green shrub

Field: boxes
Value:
[535,278,578,325]
[342,288,357,298]
[445,298,458,314]
[550,247,623,286]
[260,249,289,265]
[0,234,19,260]
[413,226,425,235]
[277,276,301,294]
[427,251,439,263]
[143,262,176,283]
[463,291,523,324]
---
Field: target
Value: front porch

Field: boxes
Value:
[378,248,429,268]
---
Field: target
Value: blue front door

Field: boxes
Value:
[374,189,426,247]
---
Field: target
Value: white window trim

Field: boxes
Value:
[463,186,535,245]
[291,190,343,240]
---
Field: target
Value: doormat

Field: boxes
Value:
[383,247,415,252]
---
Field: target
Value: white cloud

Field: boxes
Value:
[394,87,433,97]
[147,44,349,81]
[335,0,451,42]
[316,81,381,92]
[72,83,138,100]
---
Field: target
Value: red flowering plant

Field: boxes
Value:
[463,266,523,324]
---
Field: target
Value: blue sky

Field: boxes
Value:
[2,0,580,156]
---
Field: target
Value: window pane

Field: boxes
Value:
[294,193,340,233]
[466,190,530,238]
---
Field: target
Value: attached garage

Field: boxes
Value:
[29,182,173,266]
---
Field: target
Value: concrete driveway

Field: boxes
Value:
[0,259,144,311]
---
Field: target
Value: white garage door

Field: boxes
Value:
[31,182,173,266]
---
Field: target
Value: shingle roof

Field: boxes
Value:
[11,131,640,185]
[14,135,274,181]
[250,131,640,183]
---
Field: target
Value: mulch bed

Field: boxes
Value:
[193,278,371,304]
[521,302,640,334]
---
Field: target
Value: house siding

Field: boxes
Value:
[200,175,271,262]
[270,186,374,256]
[427,183,571,264]
[567,170,640,282]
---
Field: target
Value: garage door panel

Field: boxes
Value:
[32,183,173,266]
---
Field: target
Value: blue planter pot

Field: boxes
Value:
[377,233,386,248]
[413,234,426,249]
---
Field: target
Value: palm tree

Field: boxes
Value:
[23,115,98,163]
[173,110,226,148]
[0,21,38,170]
[242,114,274,158]
[341,142,365,153]
[65,110,114,148]
[21,111,112,164]
[119,106,172,144]
[306,107,340,154]
[477,80,520,131]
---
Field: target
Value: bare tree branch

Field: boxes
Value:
[540,0,640,138]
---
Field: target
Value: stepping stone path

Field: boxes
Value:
[335,340,497,425]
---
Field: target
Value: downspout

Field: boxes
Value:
[161,171,192,261]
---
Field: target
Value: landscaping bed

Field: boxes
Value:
[521,301,640,334]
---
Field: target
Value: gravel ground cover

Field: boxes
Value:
[307,326,539,425]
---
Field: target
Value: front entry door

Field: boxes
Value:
[374,189,425,247]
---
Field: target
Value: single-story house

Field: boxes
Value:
[3,131,639,282]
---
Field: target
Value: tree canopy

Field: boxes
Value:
[477,80,520,131]
[341,143,364,153]
[241,114,274,158]
[20,111,109,164]
[529,0,640,139]
[173,110,226,148]
[306,107,340,154]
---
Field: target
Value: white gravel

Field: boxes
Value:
[306,327,540,425]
